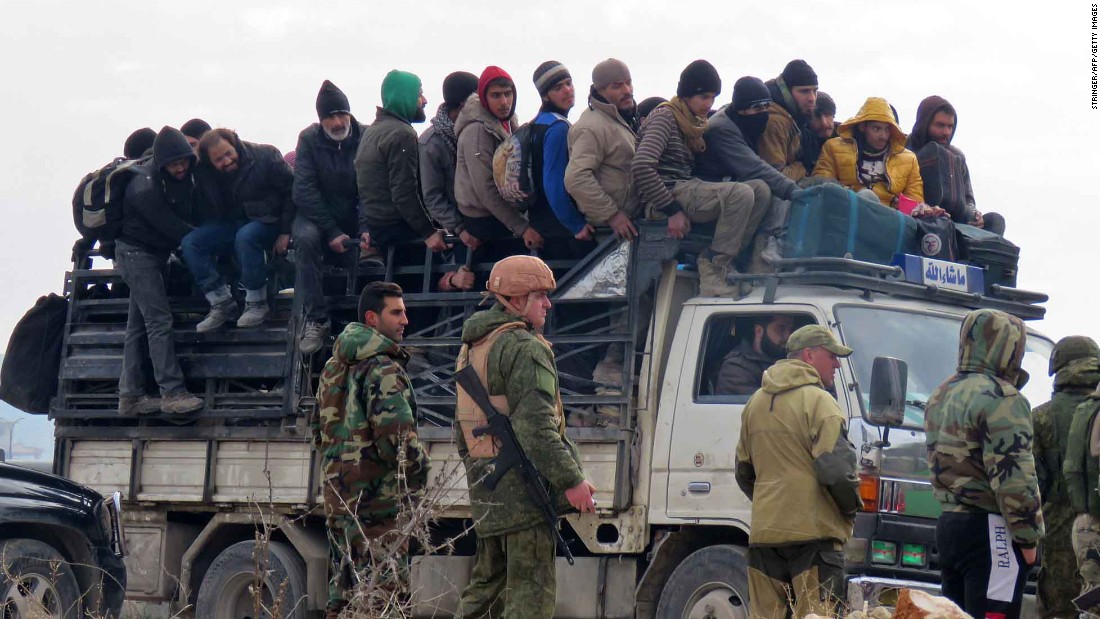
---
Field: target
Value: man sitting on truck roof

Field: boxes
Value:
[186,128,294,332]
[632,59,771,297]
[757,59,820,183]
[179,118,211,155]
[292,80,366,355]
[907,95,1006,235]
[715,314,795,395]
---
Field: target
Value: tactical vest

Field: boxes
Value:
[455,322,567,458]
[1066,398,1100,518]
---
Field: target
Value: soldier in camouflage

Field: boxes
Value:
[925,308,1044,619]
[311,281,429,619]
[454,255,597,619]
[1034,336,1100,618]
[1062,340,1100,617]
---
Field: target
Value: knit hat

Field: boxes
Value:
[637,96,667,120]
[316,80,351,120]
[477,66,515,112]
[443,71,478,107]
[179,118,211,141]
[533,61,571,97]
[381,70,423,122]
[123,127,156,159]
[780,59,818,88]
[731,76,771,111]
[592,58,631,91]
[815,91,836,117]
[677,60,721,98]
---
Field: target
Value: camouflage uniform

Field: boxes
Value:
[1063,347,1100,617]
[311,322,429,616]
[454,304,586,619]
[925,309,1044,619]
[1034,336,1100,618]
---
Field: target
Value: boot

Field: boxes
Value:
[299,319,331,355]
[160,392,204,414]
[761,235,783,265]
[697,253,745,297]
[236,301,269,328]
[118,395,161,416]
[197,298,238,332]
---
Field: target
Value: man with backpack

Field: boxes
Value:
[115,126,205,415]
[312,281,429,618]
[185,128,294,332]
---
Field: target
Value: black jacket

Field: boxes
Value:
[194,138,295,232]
[293,119,363,240]
[119,129,197,254]
[354,109,436,238]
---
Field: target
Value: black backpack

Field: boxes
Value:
[915,217,959,262]
[0,294,68,414]
[71,156,149,245]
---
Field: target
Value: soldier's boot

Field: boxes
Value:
[236,301,269,328]
[299,319,331,355]
[698,252,748,298]
[197,298,239,332]
[118,395,161,416]
[160,392,204,414]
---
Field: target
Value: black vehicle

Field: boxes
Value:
[0,459,127,618]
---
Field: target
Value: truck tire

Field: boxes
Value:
[655,544,750,619]
[0,538,81,619]
[195,540,307,619]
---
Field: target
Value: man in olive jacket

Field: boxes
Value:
[735,325,860,619]
[454,255,597,619]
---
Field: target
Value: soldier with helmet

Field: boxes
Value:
[454,255,597,619]
[1034,336,1100,618]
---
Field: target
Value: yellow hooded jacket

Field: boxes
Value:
[812,97,923,207]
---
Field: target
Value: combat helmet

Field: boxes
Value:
[486,255,556,316]
[1049,335,1100,375]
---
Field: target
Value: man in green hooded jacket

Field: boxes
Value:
[925,309,1044,619]
[1033,336,1100,618]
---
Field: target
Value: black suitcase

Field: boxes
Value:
[915,217,959,261]
[955,224,1019,291]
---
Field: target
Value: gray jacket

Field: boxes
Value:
[418,125,464,234]
[695,107,798,200]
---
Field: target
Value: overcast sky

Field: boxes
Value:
[0,0,1096,358]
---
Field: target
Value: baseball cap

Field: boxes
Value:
[786,325,853,357]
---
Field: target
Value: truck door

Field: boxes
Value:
[665,304,822,521]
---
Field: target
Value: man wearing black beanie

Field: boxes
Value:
[123,127,156,159]
[290,79,366,354]
[180,118,212,153]
[758,59,820,182]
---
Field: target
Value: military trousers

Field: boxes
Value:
[1072,513,1100,617]
[937,511,1029,619]
[1039,502,1079,618]
[746,539,845,619]
[456,523,556,619]
[325,514,402,615]
[667,177,771,260]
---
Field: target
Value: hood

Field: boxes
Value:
[764,77,802,120]
[478,66,516,113]
[381,70,423,122]
[837,97,908,154]
[1054,357,1100,391]
[454,92,515,140]
[461,304,529,344]
[330,322,406,366]
[957,309,1029,388]
[152,126,197,171]
[760,359,824,394]
[907,95,954,152]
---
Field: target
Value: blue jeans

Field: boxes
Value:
[181,220,279,293]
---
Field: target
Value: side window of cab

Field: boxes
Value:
[695,312,817,402]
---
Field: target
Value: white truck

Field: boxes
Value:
[34,222,1052,618]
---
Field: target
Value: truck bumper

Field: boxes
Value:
[846,575,941,608]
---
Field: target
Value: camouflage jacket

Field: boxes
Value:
[454,304,586,537]
[925,309,1045,547]
[1034,357,1100,508]
[1065,386,1100,517]
[311,323,429,521]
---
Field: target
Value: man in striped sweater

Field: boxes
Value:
[631,60,772,297]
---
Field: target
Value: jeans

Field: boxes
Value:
[291,216,355,321]
[181,220,279,293]
[114,240,186,396]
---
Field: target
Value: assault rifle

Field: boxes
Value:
[453,365,576,565]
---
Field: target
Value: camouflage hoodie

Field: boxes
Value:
[312,322,429,521]
[925,309,1044,547]
[1033,357,1100,507]
[454,304,586,537]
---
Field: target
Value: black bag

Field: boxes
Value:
[956,223,1020,291]
[0,294,69,413]
[71,156,149,245]
[916,142,969,223]
[786,183,918,265]
[915,217,959,261]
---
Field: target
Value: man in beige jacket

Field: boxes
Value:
[735,325,861,619]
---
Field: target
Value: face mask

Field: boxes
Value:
[730,109,770,146]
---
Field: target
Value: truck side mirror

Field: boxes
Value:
[868,357,908,427]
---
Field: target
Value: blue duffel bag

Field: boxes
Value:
[786,183,918,265]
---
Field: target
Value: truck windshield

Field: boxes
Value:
[836,305,1054,429]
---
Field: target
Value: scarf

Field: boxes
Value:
[727,106,770,152]
[666,96,707,154]
[429,103,458,155]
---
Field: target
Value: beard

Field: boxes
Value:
[413,106,427,123]
[760,334,787,360]
[323,123,351,141]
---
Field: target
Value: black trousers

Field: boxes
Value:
[937,511,1030,619]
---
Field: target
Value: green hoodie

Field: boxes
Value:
[925,309,1045,547]
[381,70,422,122]
[454,304,585,537]
[311,322,429,521]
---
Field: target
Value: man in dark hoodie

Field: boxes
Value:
[186,128,294,332]
[908,96,1006,235]
[292,80,366,355]
[116,126,205,416]
[420,71,479,249]
[758,60,820,182]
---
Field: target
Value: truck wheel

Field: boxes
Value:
[0,538,81,619]
[655,544,750,619]
[195,540,307,619]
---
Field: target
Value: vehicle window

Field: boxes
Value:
[836,305,1055,429]
[695,312,816,401]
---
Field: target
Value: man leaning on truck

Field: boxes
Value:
[735,325,860,619]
